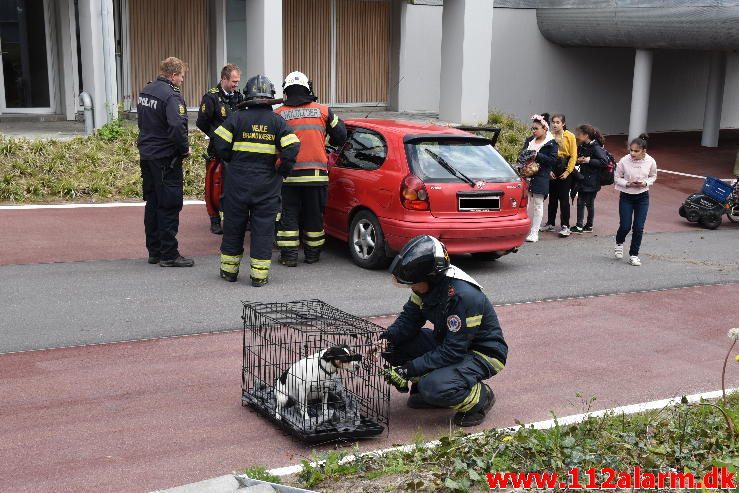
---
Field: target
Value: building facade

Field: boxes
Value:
[1,0,738,146]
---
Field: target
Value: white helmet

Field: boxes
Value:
[283,71,311,91]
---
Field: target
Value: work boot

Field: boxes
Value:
[147,256,160,264]
[407,384,445,409]
[220,269,238,282]
[304,246,321,264]
[251,277,269,288]
[278,250,298,267]
[160,256,195,267]
[453,383,495,427]
[210,218,223,235]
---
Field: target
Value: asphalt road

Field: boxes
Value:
[2,228,737,354]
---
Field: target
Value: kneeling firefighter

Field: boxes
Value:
[274,71,347,266]
[212,74,300,286]
[374,235,508,427]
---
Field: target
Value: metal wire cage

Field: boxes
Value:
[241,299,390,443]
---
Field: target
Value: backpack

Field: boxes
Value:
[599,147,617,186]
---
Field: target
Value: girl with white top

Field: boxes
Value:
[614,133,658,266]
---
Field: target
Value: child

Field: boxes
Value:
[572,124,608,234]
[614,134,657,266]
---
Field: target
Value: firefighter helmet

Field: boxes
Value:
[389,235,450,285]
[244,74,276,100]
[283,71,311,91]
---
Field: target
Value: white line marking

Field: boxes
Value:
[266,387,739,477]
[0,200,205,210]
[658,168,735,182]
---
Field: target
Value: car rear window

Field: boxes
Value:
[405,139,518,183]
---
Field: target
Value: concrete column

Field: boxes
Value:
[78,0,117,129]
[439,0,494,124]
[210,0,228,82]
[628,49,653,143]
[245,0,283,97]
[701,51,727,148]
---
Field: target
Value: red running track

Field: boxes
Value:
[1,283,737,493]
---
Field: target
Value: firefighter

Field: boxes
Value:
[137,56,194,268]
[274,71,347,266]
[212,74,300,286]
[372,235,508,427]
[196,63,245,234]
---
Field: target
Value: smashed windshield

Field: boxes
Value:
[406,140,518,183]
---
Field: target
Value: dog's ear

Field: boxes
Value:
[321,344,352,361]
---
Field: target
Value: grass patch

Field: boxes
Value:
[293,393,739,492]
[241,465,282,484]
[0,120,207,203]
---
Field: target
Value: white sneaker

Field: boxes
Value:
[540,224,556,232]
[525,233,538,243]
[614,244,624,259]
[629,255,641,266]
[559,226,571,237]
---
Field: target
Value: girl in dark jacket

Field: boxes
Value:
[521,114,559,242]
[571,124,608,233]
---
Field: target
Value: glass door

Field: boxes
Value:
[0,0,53,112]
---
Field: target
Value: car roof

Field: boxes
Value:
[343,119,477,138]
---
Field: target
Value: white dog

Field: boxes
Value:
[274,344,362,423]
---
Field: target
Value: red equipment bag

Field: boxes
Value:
[205,157,223,218]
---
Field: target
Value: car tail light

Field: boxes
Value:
[400,174,430,211]
[519,180,529,208]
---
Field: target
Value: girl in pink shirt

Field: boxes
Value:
[614,134,658,266]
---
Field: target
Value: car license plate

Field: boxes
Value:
[458,193,501,212]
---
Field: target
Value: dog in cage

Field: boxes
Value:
[274,344,362,423]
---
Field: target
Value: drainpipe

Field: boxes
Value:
[79,92,94,135]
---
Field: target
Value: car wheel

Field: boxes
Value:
[471,252,502,261]
[349,210,390,269]
[678,205,686,218]
[699,212,722,230]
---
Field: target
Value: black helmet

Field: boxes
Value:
[389,235,450,285]
[244,74,275,100]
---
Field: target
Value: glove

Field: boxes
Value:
[381,365,410,393]
[378,330,391,341]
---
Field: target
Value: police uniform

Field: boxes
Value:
[137,76,189,262]
[274,93,346,264]
[196,84,245,225]
[212,106,300,284]
[383,267,508,414]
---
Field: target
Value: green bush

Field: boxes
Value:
[486,111,529,164]
[0,123,208,203]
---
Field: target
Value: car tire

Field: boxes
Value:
[471,252,502,261]
[349,210,390,270]
[699,212,722,230]
[678,205,686,218]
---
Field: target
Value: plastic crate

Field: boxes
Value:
[702,176,733,203]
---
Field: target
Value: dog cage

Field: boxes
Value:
[241,299,390,443]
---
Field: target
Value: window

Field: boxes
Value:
[337,129,387,170]
[405,139,518,183]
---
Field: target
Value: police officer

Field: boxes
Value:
[372,235,508,427]
[212,75,300,286]
[196,63,245,234]
[274,71,347,266]
[137,56,194,267]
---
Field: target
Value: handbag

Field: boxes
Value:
[517,149,540,178]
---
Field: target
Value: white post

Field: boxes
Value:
[57,0,80,121]
[77,0,117,129]
[439,0,494,124]
[628,49,653,143]
[211,0,227,82]
[701,51,727,148]
[245,0,284,98]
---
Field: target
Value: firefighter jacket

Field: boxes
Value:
[212,105,300,190]
[274,100,347,186]
[385,275,508,378]
[196,84,245,157]
[137,76,189,160]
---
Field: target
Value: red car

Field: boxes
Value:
[324,119,531,269]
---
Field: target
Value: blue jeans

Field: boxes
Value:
[616,191,649,256]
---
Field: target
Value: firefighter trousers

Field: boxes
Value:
[277,184,327,260]
[386,328,496,412]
